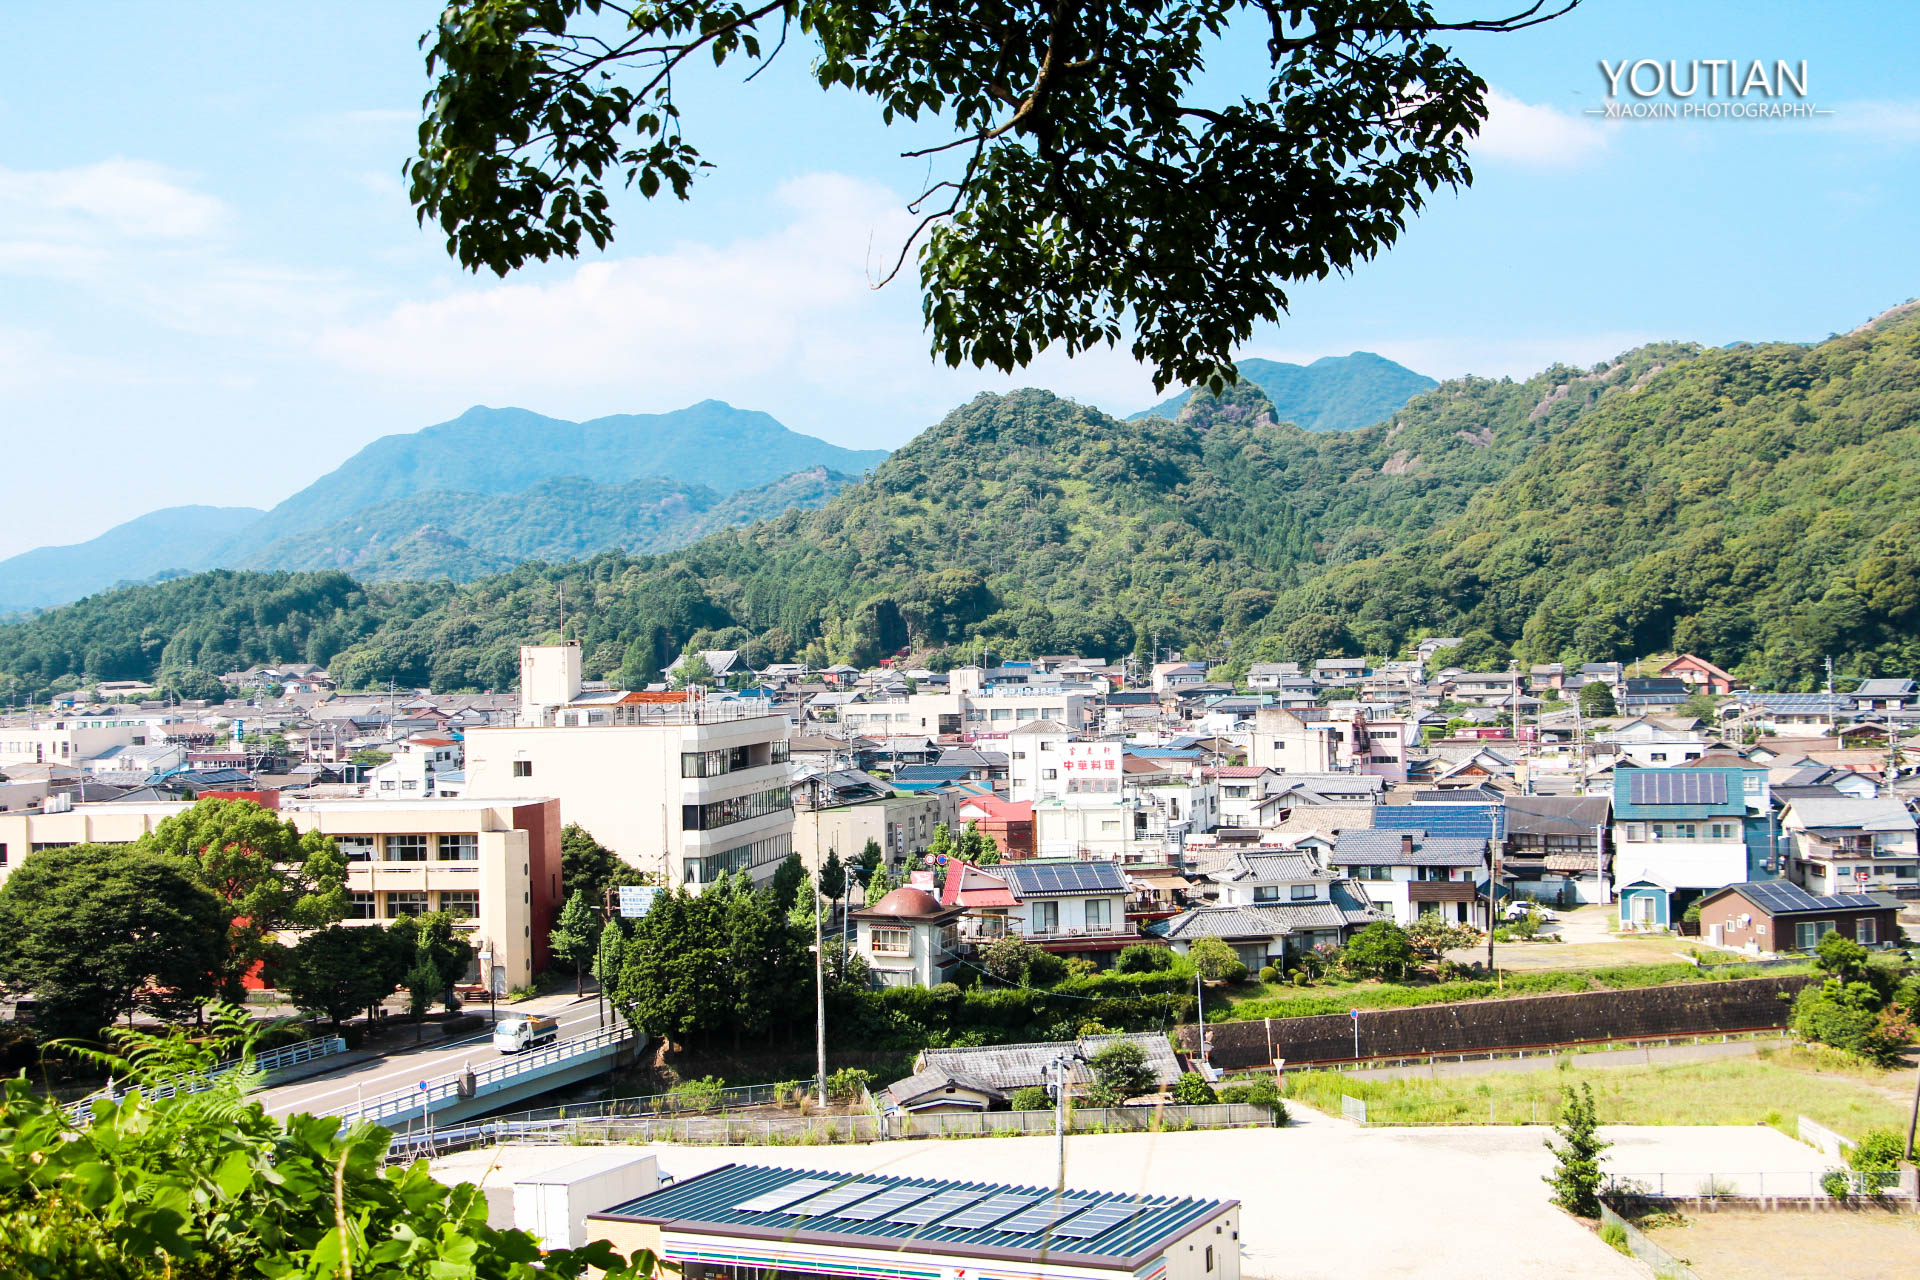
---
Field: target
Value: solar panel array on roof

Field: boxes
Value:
[830,1185,939,1221]
[994,1198,1097,1235]
[1738,880,1885,914]
[732,1178,839,1213]
[1004,861,1129,896]
[1627,771,1729,806]
[782,1182,888,1216]
[1052,1202,1151,1239]
[886,1187,988,1225]
[1373,803,1502,841]
[944,1192,1043,1229]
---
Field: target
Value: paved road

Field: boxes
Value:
[261,994,607,1119]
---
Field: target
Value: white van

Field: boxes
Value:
[493,1015,560,1054]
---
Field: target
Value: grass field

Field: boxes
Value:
[1218,958,1814,1021]
[1285,1044,1908,1136]
[1639,1210,1920,1280]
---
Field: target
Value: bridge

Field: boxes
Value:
[261,1014,644,1130]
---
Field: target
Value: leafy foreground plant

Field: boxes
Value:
[0,1004,657,1280]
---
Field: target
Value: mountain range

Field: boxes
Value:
[0,354,1431,614]
[6,305,1919,701]
[0,402,888,613]
[1131,352,1437,430]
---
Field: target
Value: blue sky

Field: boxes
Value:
[1,1,1915,558]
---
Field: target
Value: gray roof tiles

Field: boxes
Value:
[1333,829,1489,866]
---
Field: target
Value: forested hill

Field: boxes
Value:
[1131,352,1437,430]
[2,309,1918,698]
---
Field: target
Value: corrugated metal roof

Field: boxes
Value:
[920,1032,1181,1093]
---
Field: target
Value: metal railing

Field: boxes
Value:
[341,1025,633,1126]
[890,1102,1272,1138]
[68,1035,347,1116]
[1605,1170,1910,1200]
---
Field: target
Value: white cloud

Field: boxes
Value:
[0,158,226,244]
[1471,90,1614,169]
[1818,100,1920,143]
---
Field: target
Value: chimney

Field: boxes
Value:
[1401,832,1415,858]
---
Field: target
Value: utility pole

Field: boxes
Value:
[811,775,828,1108]
[1825,655,1836,735]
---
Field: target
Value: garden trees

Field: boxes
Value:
[1171,1071,1218,1105]
[267,925,407,1026]
[388,911,474,1001]
[1543,1082,1609,1217]
[1405,911,1478,969]
[135,797,347,999]
[1086,1041,1155,1106]
[957,820,1000,865]
[855,839,884,898]
[1578,680,1618,718]
[0,844,227,1038]
[1188,936,1247,983]
[1116,943,1174,974]
[548,890,602,995]
[982,935,1039,985]
[409,1,1566,396]
[1344,921,1417,980]
[614,878,808,1048]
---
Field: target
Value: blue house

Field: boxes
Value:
[1611,762,1779,928]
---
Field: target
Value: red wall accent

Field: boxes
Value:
[514,799,564,974]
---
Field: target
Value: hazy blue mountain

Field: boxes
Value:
[0,505,265,614]
[1132,352,1437,431]
[221,400,889,551]
[239,466,854,581]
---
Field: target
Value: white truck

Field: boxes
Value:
[493,1014,560,1054]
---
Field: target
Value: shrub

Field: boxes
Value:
[1188,937,1242,982]
[1088,1041,1154,1101]
[1080,1083,1127,1108]
[1597,1221,1629,1254]
[1543,1082,1609,1217]
[1116,944,1173,974]
[1291,970,1308,986]
[1027,949,1068,986]
[667,1075,728,1112]
[1821,1168,1854,1199]
[1850,1128,1905,1173]
[1258,965,1279,984]
[1170,1072,1217,1105]
[825,1067,876,1101]
[1010,1085,1051,1111]
[438,1013,485,1038]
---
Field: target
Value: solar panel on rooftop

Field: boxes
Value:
[993,1199,1096,1236]
[942,1193,1043,1230]
[831,1186,938,1222]
[781,1183,889,1217]
[732,1179,839,1213]
[886,1188,989,1226]
[1050,1202,1150,1239]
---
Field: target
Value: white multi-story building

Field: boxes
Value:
[467,645,794,888]
[0,719,155,769]
[368,735,464,799]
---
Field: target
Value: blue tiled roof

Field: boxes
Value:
[1374,802,1503,841]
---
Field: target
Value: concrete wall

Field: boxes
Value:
[1183,975,1816,1068]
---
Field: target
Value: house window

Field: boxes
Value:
[437,890,479,918]
[1708,823,1735,840]
[1042,769,1058,780]
[512,760,534,778]
[1794,919,1836,951]
[1857,918,1878,945]
[385,890,428,918]
[1013,751,1027,760]
[1649,752,1667,762]
[1032,901,1059,934]
[386,834,428,862]
[871,927,910,954]
[1624,823,1646,842]
[1206,1246,1215,1273]
[1348,865,1392,881]
[1744,775,1763,794]
[438,833,478,861]
[1085,899,1112,930]
[337,835,375,862]
[1291,883,1316,900]
[1253,886,1280,903]
[1103,820,1121,832]
[346,891,376,919]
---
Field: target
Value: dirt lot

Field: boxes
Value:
[438,1112,1852,1279]
[1640,1209,1920,1280]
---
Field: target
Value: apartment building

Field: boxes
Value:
[1249,707,1410,783]
[0,719,153,769]
[467,645,794,888]
[0,794,562,986]
[792,787,946,875]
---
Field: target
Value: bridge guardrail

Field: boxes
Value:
[343,1025,634,1126]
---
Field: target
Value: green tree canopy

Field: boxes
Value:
[769,851,808,913]
[1087,1041,1154,1102]
[1188,936,1245,982]
[387,911,474,996]
[549,890,603,996]
[1343,920,1416,979]
[266,925,407,1026]
[560,822,647,906]
[0,844,227,1038]
[135,797,347,999]
[1578,680,1617,717]
[410,0,1562,393]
